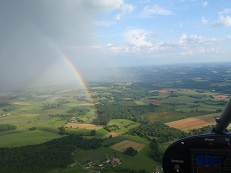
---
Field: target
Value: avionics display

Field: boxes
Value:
[192,149,231,173]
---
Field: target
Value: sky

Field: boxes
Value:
[0,0,231,89]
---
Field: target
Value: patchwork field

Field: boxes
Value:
[65,123,103,130]
[135,100,146,105]
[111,140,145,152]
[0,86,99,147]
[149,99,163,105]
[13,101,31,106]
[138,89,229,113]
[213,95,229,100]
[150,88,189,96]
[165,113,220,131]
[104,132,121,138]
[0,83,230,172]
[73,144,157,173]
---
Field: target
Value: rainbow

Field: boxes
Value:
[61,53,98,115]
[38,29,98,117]
[62,54,95,103]
[49,43,98,117]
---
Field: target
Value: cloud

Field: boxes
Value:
[95,20,115,27]
[115,14,122,20]
[197,46,223,54]
[121,3,135,14]
[107,44,124,53]
[178,33,203,46]
[177,33,207,48]
[219,8,231,15]
[83,0,123,11]
[105,31,225,57]
[93,1,134,23]
[202,1,208,7]
[105,29,152,53]
[178,33,188,45]
[181,47,193,55]
[0,0,126,89]
[201,16,208,24]
[125,29,153,47]
[219,15,231,26]
[215,8,231,26]
[156,34,225,55]
[115,2,135,21]
[141,4,173,17]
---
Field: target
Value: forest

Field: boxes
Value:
[96,103,157,124]
[0,124,17,131]
[128,123,187,142]
[0,135,102,173]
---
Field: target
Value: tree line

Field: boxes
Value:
[0,124,17,132]
[0,134,102,173]
[189,125,214,135]
[149,138,163,162]
[68,106,90,115]
[96,103,157,125]
[128,123,187,143]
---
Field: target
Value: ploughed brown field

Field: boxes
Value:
[149,99,163,105]
[213,95,229,100]
[165,113,220,131]
[111,140,145,152]
[104,132,121,138]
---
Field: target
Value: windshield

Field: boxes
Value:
[0,1,230,173]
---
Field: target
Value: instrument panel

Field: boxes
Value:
[162,133,231,173]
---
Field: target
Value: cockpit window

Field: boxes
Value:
[0,1,230,173]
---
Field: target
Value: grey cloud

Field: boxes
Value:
[0,0,107,90]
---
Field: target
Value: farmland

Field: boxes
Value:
[65,123,103,130]
[165,113,220,131]
[111,140,145,152]
[0,63,231,172]
[106,119,140,133]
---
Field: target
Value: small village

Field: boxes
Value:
[2,113,11,117]
[69,153,122,172]
[83,155,121,170]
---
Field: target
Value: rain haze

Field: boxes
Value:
[0,0,231,90]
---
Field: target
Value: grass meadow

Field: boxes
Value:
[0,130,60,147]
[107,119,140,134]
[0,88,97,147]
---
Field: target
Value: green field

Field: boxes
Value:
[103,135,150,148]
[95,128,109,137]
[141,89,228,115]
[73,137,157,172]
[105,135,158,172]
[0,87,97,147]
[120,145,157,172]
[0,130,60,147]
[107,119,140,133]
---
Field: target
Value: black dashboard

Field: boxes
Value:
[162,133,231,173]
[162,98,231,173]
